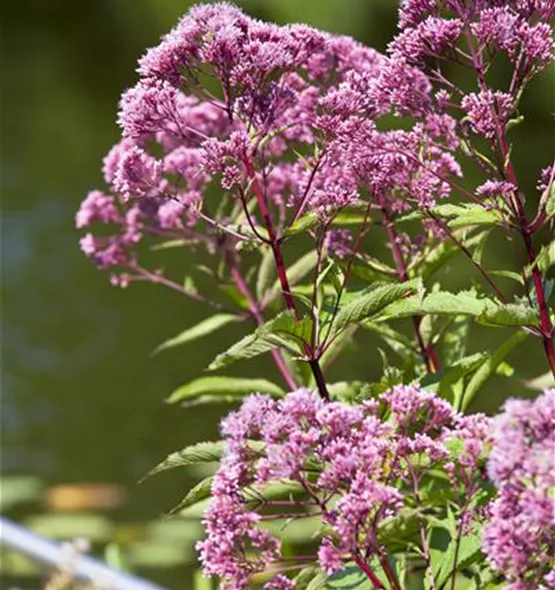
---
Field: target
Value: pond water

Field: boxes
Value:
[2,1,553,588]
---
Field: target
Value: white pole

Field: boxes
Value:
[0,517,168,590]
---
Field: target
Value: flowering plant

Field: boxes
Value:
[77,1,554,588]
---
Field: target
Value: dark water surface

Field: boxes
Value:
[1,1,553,588]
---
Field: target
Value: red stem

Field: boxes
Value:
[354,556,385,589]
[382,208,440,373]
[497,136,555,377]
[243,157,330,400]
[225,251,298,391]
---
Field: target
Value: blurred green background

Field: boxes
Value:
[1,0,553,588]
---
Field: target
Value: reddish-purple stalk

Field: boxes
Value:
[425,211,508,303]
[243,156,330,400]
[354,556,386,590]
[381,207,440,373]
[224,249,298,391]
[461,17,555,377]
[499,138,555,377]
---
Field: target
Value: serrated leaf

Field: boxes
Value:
[208,311,311,371]
[383,290,488,320]
[433,203,501,228]
[169,476,213,514]
[143,441,225,480]
[166,377,284,404]
[154,314,238,354]
[334,280,420,331]
[478,303,539,327]
[461,331,528,411]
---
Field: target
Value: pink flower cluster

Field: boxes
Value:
[197,386,492,589]
[483,388,555,590]
[76,2,465,286]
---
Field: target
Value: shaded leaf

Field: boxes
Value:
[478,303,539,327]
[167,377,284,404]
[461,331,528,411]
[154,314,238,354]
[169,477,213,514]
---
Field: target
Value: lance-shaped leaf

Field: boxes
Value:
[144,440,266,481]
[169,476,213,514]
[477,303,539,327]
[166,376,284,404]
[143,441,225,480]
[333,280,421,332]
[208,311,312,371]
[154,314,239,354]
[433,203,502,228]
[460,331,528,411]
[382,290,489,320]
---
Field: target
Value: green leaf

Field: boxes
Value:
[432,203,502,229]
[294,566,321,590]
[170,476,213,514]
[256,249,276,299]
[489,270,525,285]
[285,213,319,237]
[305,571,329,590]
[151,239,191,250]
[383,290,487,320]
[208,311,312,371]
[416,231,486,281]
[471,229,491,265]
[266,251,318,303]
[327,563,372,589]
[435,531,483,589]
[478,303,539,327]
[154,314,238,354]
[461,331,528,411]
[423,352,488,400]
[334,280,420,331]
[529,240,555,274]
[166,376,284,404]
[144,441,225,479]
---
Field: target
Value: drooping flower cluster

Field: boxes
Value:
[197,386,492,589]
[483,388,555,590]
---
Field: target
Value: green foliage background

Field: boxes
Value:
[1,0,553,587]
